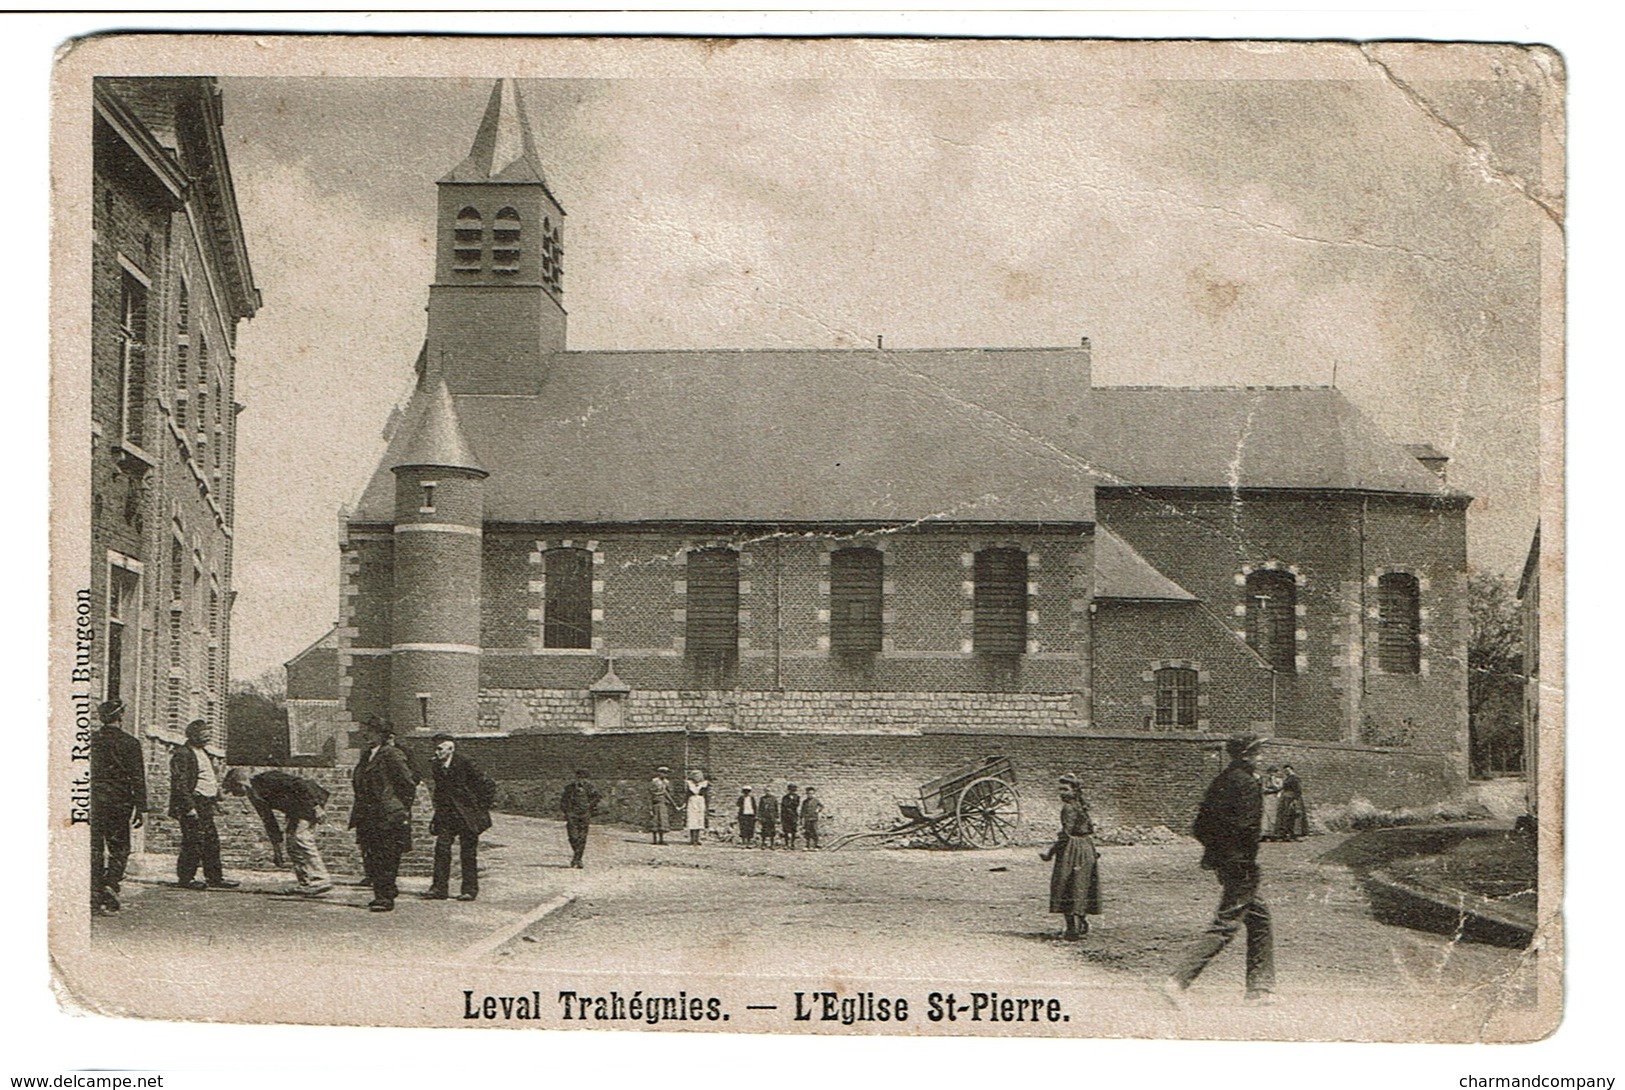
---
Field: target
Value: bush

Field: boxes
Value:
[1317,795,1494,832]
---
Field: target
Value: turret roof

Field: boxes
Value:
[386,372,486,476]
[441,79,556,196]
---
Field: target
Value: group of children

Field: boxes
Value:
[733,783,824,849]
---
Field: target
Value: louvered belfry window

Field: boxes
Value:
[686,548,740,663]
[973,547,1028,655]
[1155,667,1199,727]
[544,548,593,649]
[1378,572,1421,673]
[830,547,883,654]
[1245,569,1297,673]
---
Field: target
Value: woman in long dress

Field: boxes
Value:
[685,770,710,845]
[1273,765,1308,841]
[1261,767,1284,841]
[649,767,675,845]
[1039,775,1102,939]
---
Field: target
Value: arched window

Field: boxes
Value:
[974,547,1028,655]
[1154,666,1199,728]
[686,548,740,668]
[492,207,521,274]
[544,548,593,649]
[1378,572,1421,673]
[830,547,883,654]
[1245,569,1297,672]
[453,206,483,272]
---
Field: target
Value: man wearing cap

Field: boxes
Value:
[222,767,333,895]
[560,768,601,868]
[780,784,801,850]
[424,734,496,901]
[90,699,147,915]
[168,719,239,890]
[349,718,417,911]
[1161,733,1275,1007]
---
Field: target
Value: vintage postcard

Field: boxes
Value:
[48,35,1564,1042]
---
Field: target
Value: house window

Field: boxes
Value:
[453,206,483,271]
[105,560,141,706]
[1378,572,1421,673]
[1154,667,1199,728]
[1245,569,1297,672]
[543,548,593,649]
[830,547,883,654]
[973,547,1028,655]
[118,271,149,448]
[686,548,740,666]
[492,207,521,274]
[175,280,189,426]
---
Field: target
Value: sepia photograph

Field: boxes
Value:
[47,33,1562,1046]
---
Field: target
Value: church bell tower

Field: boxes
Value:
[427,79,566,395]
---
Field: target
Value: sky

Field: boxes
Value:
[218,47,1555,680]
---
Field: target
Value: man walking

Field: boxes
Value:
[168,719,239,891]
[780,784,802,851]
[560,768,601,868]
[90,699,146,915]
[757,786,779,851]
[1161,733,1275,1007]
[424,734,496,901]
[736,787,758,847]
[222,768,334,895]
[349,717,417,912]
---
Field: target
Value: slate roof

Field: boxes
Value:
[355,347,1100,525]
[387,375,486,475]
[1093,527,1198,601]
[353,355,1460,526]
[1087,386,1455,496]
[442,79,557,199]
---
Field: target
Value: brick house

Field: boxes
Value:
[91,77,260,850]
[308,80,1470,840]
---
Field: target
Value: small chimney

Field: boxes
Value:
[1404,443,1449,480]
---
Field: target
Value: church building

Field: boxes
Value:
[334,80,1471,832]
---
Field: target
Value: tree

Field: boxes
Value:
[1468,571,1525,777]
[227,666,289,764]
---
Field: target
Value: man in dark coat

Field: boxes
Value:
[168,719,238,890]
[560,768,601,868]
[349,718,417,911]
[780,784,801,850]
[90,699,147,915]
[1161,733,1275,1007]
[223,767,333,895]
[423,733,495,901]
[756,787,779,851]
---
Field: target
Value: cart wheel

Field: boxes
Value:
[954,777,1021,848]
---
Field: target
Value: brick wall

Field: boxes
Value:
[1097,488,1468,754]
[1091,601,1274,733]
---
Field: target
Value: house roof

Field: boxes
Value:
[352,355,1459,527]
[1087,386,1458,496]
[284,625,339,670]
[1093,527,1198,601]
[442,79,557,198]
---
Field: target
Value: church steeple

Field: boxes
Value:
[427,78,566,395]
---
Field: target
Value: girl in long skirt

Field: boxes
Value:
[1040,774,1102,939]
[685,770,710,845]
[649,767,675,845]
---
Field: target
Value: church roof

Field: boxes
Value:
[353,354,1459,526]
[1087,386,1457,496]
[357,347,1099,525]
[442,79,556,194]
[385,374,486,476]
[1093,527,1198,601]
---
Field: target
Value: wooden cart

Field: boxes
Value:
[827,755,1022,850]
